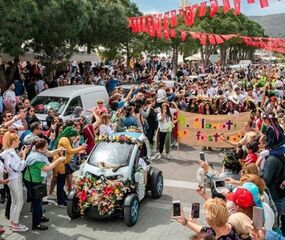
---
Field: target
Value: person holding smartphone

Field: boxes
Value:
[1,131,29,232]
[174,198,240,239]
[24,139,65,230]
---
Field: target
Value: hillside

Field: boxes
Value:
[249,13,285,37]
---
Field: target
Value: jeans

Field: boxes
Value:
[275,197,285,236]
[158,132,167,154]
[5,185,11,219]
[57,174,67,205]
[24,181,43,227]
[8,177,24,224]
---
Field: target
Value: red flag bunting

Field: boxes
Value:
[210,0,219,17]
[198,2,207,17]
[233,0,241,15]
[170,10,177,27]
[164,12,170,30]
[184,6,194,26]
[259,0,269,8]
[214,34,224,44]
[200,33,207,45]
[164,29,170,40]
[189,32,201,39]
[142,17,147,32]
[220,34,238,40]
[170,29,176,38]
[223,0,231,14]
[181,31,187,41]
[247,0,255,3]
[208,34,216,45]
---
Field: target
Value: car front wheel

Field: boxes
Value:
[150,170,163,199]
[124,194,139,226]
[67,190,80,219]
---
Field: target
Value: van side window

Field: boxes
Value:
[65,96,83,116]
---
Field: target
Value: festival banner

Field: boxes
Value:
[178,112,251,148]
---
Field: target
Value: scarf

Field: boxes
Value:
[25,151,50,166]
[55,126,78,148]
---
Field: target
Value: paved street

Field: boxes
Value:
[0,145,223,240]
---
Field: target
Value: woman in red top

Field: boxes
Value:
[83,113,100,155]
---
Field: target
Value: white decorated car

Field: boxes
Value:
[67,131,163,226]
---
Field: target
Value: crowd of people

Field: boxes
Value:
[0,56,285,239]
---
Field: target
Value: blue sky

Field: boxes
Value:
[132,0,285,16]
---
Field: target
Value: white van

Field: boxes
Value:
[31,85,109,124]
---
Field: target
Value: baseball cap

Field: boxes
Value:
[227,188,254,209]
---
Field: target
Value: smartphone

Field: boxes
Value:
[199,152,205,161]
[253,206,263,230]
[191,203,200,219]
[173,200,181,217]
[214,180,228,194]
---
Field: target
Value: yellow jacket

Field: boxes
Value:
[53,137,82,175]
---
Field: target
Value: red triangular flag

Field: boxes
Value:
[152,15,158,32]
[163,12,170,30]
[223,0,231,14]
[189,31,201,39]
[169,29,176,38]
[214,34,224,44]
[156,30,162,39]
[208,34,216,45]
[170,10,177,27]
[132,18,138,32]
[233,0,241,15]
[247,0,254,3]
[184,6,194,26]
[210,0,219,17]
[181,31,187,41]
[142,17,147,32]
[259,0,269,8]
[163,29,170,40]
[220,34,238,41]
[146,16,153,34]
[157,14,163,32]
[137,17,142,32]
[198,2,207,17]
[199,33,207,45]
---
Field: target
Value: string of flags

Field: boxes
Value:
[127,0,285,54]
[128,0,270,33]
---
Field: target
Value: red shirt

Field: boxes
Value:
[83,124,96,155]
[244,153,258,164]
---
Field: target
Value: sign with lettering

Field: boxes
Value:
[177,112,251,148]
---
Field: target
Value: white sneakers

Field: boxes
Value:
[11,223,28,232]
[154,153,161,159]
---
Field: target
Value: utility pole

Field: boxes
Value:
[180,0,188,8]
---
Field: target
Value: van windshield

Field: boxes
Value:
[31,96,69,114]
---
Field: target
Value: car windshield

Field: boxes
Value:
[88,142,134,167]
[31,96,69,114]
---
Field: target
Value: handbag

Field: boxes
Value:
[164,121,175,132]
[27,166,47,199]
